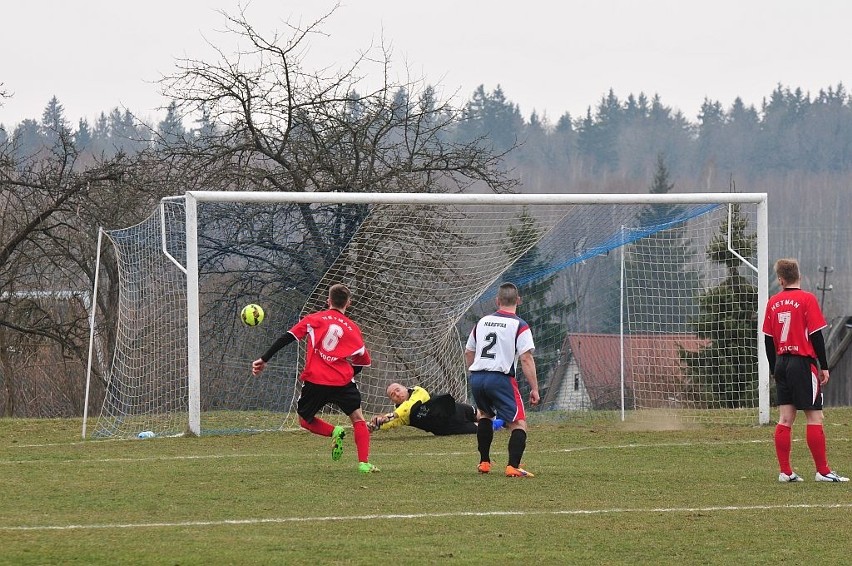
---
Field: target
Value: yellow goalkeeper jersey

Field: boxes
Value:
[379,386,430,430]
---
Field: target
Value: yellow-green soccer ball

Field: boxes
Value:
[240,304,265,326]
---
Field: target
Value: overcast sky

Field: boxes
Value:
[2,0,851,129]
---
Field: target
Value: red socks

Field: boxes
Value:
[299,416,334,436]
[352,420,370,463]
[774,424,792,475]
[806,424,830,476]
[775,423,831,476]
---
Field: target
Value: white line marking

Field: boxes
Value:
[3,437,849,464]
[4,503,851,532]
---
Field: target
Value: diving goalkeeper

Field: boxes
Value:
[370,383,498,436]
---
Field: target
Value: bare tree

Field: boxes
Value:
[0,122,161,416]
[157,5,517,225]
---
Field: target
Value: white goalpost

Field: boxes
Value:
[84,191,769,439]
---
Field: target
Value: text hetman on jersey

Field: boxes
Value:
[771,299,800,310]
[320,313,355,332]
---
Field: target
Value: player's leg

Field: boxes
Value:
[460,401,476,423]
[482,375,533,477]
[297,382,336,436]
[773,358,798,480]
[297,382,347,462]
[796,359,846,481]
[806,408,846,481]
[500,377,533,477]
[789,358,839,480]
[441,401,477,434]
[804,408,832,477]
[336,384,378,473]
[470,373,494,473]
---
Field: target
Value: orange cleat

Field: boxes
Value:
[505,465,534,478]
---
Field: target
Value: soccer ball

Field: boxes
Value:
[240,303,265,326]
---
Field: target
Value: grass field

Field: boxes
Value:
[2,410,851,565]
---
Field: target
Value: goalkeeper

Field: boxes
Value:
[370,383,495,436]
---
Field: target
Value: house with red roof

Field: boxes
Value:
[542,333,708,411]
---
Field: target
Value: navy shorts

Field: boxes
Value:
[469,371,525,423]
[774,355,823,410]
[297,381,362,420]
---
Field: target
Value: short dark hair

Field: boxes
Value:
[774,258,800,285]
[328,284,351,309]
[496,282,519,307]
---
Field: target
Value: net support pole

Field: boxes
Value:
[756,196,770,425]
[186,193,202,436]
[619,225,626,422]
[82,227,104,439]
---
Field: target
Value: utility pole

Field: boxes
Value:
[817,265,834,311]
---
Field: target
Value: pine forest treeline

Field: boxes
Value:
[4,83,851,313]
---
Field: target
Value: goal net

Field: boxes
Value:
[84,192,768,438]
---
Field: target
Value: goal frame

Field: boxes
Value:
[83,190,770,438]
[178,191,769,435]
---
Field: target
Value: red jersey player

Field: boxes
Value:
[762,258,847,482]
[252,283,379,474]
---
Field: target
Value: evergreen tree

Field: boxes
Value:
[623,154,700,332]
[577,89,621,170]
[12,119,44,157]
[190,104,218,150]
[157,101,187,149]
[697,98,725,163]
[458,84,523,152]
[682,203,758,408]
[107,108,149,155]
[551,111,578,166]
[390,87,409,122]
[40,96,71,147]
[75,118,92,151]
[90,111,111,156]
[721,97,760,173]
[193,104,217,139]
[500,210,574,405]
[806,83,852,171]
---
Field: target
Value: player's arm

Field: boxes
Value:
[252,332,296,375]
[519,349,540,405]
[349,345,371,370]
[368,412,396,432]
[764,334,777,375]
[811,329,828,369]
[810,329,830,384]
[464,329,477,369]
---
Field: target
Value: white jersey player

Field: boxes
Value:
[464,282,539,478]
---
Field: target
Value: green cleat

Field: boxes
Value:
[358,462,380,474]
[331,426,345,461]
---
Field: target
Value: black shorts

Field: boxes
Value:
[774,355,823,410]
[297,381,363,421]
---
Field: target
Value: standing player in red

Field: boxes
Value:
[252,283,379,474]
[763,258,848,482]
[465,282,540,478]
